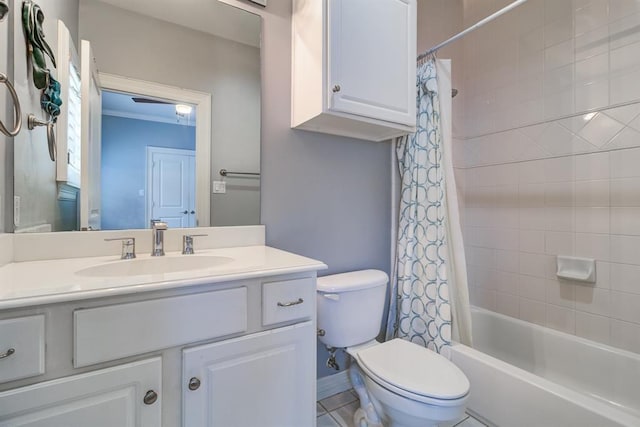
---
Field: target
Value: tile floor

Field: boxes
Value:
[317,390,488,427]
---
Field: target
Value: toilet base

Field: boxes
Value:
[348,362,467,427]
[364,375,467,427]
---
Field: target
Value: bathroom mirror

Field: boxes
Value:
[12,0,261,232]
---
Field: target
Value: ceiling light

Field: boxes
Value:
[175,104,193,115]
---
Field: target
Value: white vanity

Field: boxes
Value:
[0,227,326,426]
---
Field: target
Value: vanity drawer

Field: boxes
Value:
[0,315,45,383]
[74,287,247,367]
[262,278,315,326]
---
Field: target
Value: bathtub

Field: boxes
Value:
[449,307,640,427]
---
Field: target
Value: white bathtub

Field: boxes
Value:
[450,307,640,427]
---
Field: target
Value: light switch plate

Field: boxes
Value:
[212,181,226,194]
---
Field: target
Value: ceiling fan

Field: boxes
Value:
[130,96,193,117]
[131,96,173,105]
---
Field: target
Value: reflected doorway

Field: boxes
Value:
[101,89,197,230]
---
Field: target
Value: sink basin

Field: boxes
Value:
[76,256,234,277]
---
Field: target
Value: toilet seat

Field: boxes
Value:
[355,339,469,406]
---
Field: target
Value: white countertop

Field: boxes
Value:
[0,246,327,310]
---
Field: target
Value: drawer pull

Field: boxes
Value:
[277,298,304,307]
[0,348,15,359]
[188,377,201,391]
[143,390,158,405]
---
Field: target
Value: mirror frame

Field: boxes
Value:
[98,73,212,227]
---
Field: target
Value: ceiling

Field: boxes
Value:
[89,0,261,48]
[102,90,196,126]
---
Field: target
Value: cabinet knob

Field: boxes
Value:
[188,377,201,391]
[0,348,15,359]
[183,210,189,214]
[143,390,158,405]
[332,84,341,93]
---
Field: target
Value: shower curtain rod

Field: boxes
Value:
[417,0,528,62]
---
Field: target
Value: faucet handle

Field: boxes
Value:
[104,237,136,259]
[150,219,168,230]
[182,234,208,255]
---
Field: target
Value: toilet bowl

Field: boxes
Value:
[317,270,470,427]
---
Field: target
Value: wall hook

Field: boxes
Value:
[27,114,56,161]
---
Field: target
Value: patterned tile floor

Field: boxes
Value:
[317,390,488,427]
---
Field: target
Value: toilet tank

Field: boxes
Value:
[317,270,389,349]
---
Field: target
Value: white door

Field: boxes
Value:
[147,147,195,228]
[183,322,315,427]
[0,358,161,426]
[80,39,102,230]
[327,0,416,126]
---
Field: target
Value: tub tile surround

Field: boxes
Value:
[463,126,640,355]
[456,0,640,357]
[458,0,640,138]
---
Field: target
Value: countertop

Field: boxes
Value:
[0,246,327,310]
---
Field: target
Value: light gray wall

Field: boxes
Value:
[4,0,394,380]
[221,0,392,378]
[12,0,79,232]
[79,0,261,227]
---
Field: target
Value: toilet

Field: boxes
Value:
[317,270,470,427]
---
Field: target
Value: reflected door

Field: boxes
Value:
[146,147,195,228]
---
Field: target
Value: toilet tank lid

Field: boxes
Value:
[317,269,388,292]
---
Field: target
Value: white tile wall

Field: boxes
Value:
[459,0,640,356]
[464,143,640,354]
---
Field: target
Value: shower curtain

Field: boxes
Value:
[386,57,472,353]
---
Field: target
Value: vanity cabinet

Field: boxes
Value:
[0,358,162,426]
[183,322,315,427]
[292,0,417,141]
[0,271,318,427]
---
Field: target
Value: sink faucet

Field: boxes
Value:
[150,220,168,256]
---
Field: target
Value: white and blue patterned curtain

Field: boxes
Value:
[386,57,453,353]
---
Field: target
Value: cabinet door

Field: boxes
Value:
[327,0,416,126]
[183,322,315,427]
[0,358,161,427]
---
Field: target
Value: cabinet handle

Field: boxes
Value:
[332,84,341,93]
[188,377,201,391]
[277,298,304,307]
[0,348,15,359]
[143,390,158,405]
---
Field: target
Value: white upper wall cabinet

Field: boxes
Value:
[292,0,417,142]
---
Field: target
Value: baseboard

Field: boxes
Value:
[317,370,352,401]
